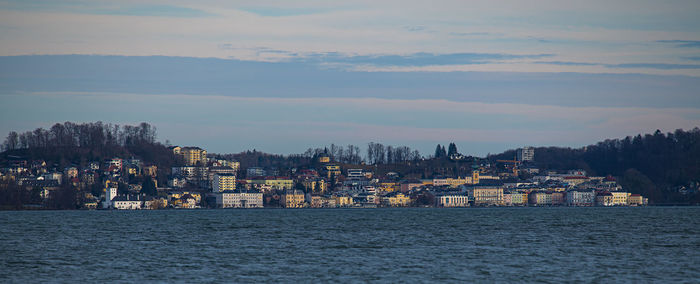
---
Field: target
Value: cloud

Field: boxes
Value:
[607,63,700,70]
[239,7,331,17]
[534,61,599,66]
[0,1,213,17]
[3,55,699,108]
[658,40,700,48]
[536,61,700,70]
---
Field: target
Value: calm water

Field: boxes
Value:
[1,207,699,283]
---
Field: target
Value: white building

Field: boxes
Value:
[103,184,118,208]
[212,173,236,192]
[517,146,535,162]
[566,190,595,206]
[436,194,470,207]
[112,195,143,210]
[216,191,263,208]
[347,169,364,179]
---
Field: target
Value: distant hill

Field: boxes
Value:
[489,128,700,204]
[0,121,179,184]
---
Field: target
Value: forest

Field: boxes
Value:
[490,128,700,204]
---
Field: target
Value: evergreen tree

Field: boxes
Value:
[448,143,458,157]
[140,178,157,196]
[434,144,443,158]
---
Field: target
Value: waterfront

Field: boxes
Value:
[1,207,699,282]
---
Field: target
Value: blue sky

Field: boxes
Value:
[1,0,699,156]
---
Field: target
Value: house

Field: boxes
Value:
[628,194,645,206]
[333,195,354,207]
[596,191,614,206]
[611,191,630,206]
[381,192,411,207]
[529,192,552,206]
[170,194,199,209]
[551,192,565,206]
[281,190,305,208]
[400,180,423,193]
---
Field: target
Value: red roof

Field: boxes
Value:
[564,176,589,179]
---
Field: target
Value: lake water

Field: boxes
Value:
[1,207,699,283]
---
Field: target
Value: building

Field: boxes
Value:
[517,146,534,162]
[611,191,630,206]
[596,191,614,206]
[249,177,294,191]
[510,192,528,206]
[467,185,504,206]
[168,191,202,205]
[333,195,354,207]
[400,180,424,193]
[112,195,143,210]
[246,167,265,177]
[325,164,341,179]
[529,192,552,206]
[282,190,305,208]
[382,192,411,207]
[566,190,595,206]
[178,147,207,166]
[216,191,263,208]
[436,193,470,207]
[628,194,644,206]
[551,192,565,206]
[143,165,157,177]
[103,181,118,208]
[212,173,236,192]
[347,169,364,179]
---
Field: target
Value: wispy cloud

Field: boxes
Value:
[239,7,331,17]
[0,1,213,17]
[658,40,700,48]
[534,61,599,66]
[536,61,700,70]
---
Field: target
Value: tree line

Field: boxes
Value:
[2,121,157,151]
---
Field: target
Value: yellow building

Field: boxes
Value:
[469,186,503,206]
[282,190,305,208]
[334,195,354,207]
[302,179,326,193]
[447,177,471,188]
[213,173,236,192]
[384,193,411,207]
[325,164,341,179]
[472,171,480,184]
[318,156,330,163]
[250,178,294,190]
[179,147,207,166]
[168,191,202,204]
[628,194,644,206]
[378,182,398,193]
[611,191,630,206]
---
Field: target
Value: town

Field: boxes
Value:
[1,143,648,209]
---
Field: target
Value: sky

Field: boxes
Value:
[0,0,699,156]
